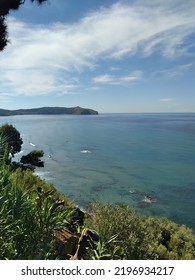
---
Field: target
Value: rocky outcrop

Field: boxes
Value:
[70,229,99,260]
[54,228,99,260]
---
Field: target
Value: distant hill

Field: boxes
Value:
[0,106,98,116]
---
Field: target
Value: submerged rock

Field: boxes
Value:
[142,195,156,204]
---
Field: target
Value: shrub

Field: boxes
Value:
[84,202,195,260]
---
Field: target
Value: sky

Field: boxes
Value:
[0,0,195,113]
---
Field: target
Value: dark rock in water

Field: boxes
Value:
[138,194,157,208]
[130,188,157,208]
[142,195,156,204]
[129,188,156,202]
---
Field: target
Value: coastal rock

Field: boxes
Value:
[129,188,157,206]
[142,195,156,204]
[54,229,78,259]
[71,229,99,260]
[54,228,99,260]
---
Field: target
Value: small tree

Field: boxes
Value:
[0,0,48,51]
[0,124,23,157]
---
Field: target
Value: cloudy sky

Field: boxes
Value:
[1,0,195,112]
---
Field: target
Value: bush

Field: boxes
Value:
[84,202,195,260]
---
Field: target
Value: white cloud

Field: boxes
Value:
[93,74,115,84]
[93,71,142,85]
[0,0,195,97]
[120,71,143,82]
[160,98,174,102]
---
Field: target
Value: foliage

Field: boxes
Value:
[0,0,47,16]
[10,167,72,205]
[0,132,78,259]
[86,234,121,260]
[0,124,23,157]
[84,203,142,259]
[0,164,77,259]
[20,150,44,169]
[0,16,8,51]
[0,0,48,51]
[0,123,46,170]
[138,216,195,260]
[84,202,195,260]
[0,133,10,164]
[0,165,37,259]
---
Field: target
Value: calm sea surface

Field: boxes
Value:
[1,113,195,229]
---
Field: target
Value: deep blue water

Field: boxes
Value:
[1,113,195,229]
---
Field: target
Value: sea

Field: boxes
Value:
[1,113,195,230]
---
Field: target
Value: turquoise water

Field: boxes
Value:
[1,113,195,229]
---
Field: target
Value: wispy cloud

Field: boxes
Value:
[121,72,142,82]
[160,98,174,102]
[93,74,115,85]
[153,63,194,79]
[93,71,142,85]
[0,0,195,97]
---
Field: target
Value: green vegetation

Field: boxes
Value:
[0,106,98,116]
[20,150,44,169]
[0,124,44,171]
[0,123,23,157]
[0,162,84,259]
[0,1,48,51]
[84,203,195,260]
[0,124,195,260]
[0,166,74,259]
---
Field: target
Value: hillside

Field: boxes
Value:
[0,106,98,116]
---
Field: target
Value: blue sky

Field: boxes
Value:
[0,0,195,113]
